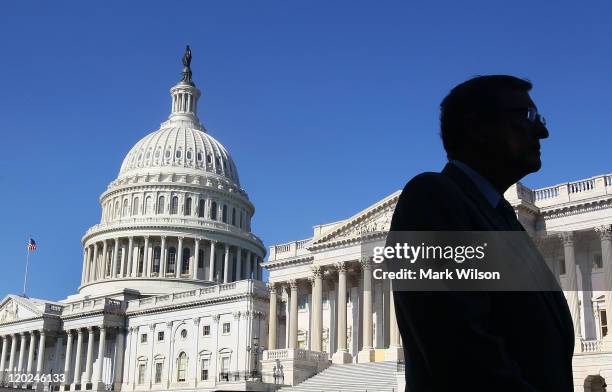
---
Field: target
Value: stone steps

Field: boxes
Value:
[279,361,399,392]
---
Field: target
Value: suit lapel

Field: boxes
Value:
[441,163,509,231]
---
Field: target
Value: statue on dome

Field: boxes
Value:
[181,45,193,84]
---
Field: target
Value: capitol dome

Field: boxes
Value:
[77,47,265,298]
[117,119,241,187]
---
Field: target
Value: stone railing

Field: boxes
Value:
[529,173,612,208]
[44,303,64,314]
[581,339,603,353]
[263,348,329,362]
[268,239,312,261]
[126,279,267,312]
[62,297,124,316]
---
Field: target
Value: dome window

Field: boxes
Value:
[165,149,171,159]
[207,154,212,164]
[186,150,192,160]
[152,247,161,274]
[132,197,140,215]
[176,150,182,159]
[170,196,179,214]
[157,196,165,214]
[181,248,190,274]
[210,202,217,220]
[138,153,143,162]
[198,199,205,218]
[146,150,151,159]
[185,197,192,216]
[167,247,177,274]
[155,149,160,158]
[231,208,236,226]
[197,152,202,161]
[222,205,228,223]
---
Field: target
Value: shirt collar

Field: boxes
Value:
[449,160,502,208]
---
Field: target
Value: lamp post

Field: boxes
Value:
[246,336,264,381]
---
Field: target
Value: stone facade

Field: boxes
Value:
[263,178,612,391]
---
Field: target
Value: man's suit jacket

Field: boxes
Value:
[388,162,575,392]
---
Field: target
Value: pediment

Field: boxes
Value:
[310,190,401,247]
[0,295,43,323]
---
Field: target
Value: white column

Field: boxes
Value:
[160,236,167,277]
[268,283,278,350]
[112,239,120,278]
[26,332,36,373]
[35,330,46,375]
[332,262,352,364]
[176,237,184,278]
[289,280,298,349]
[223,244,230,283]
[561,232,582,345]
[208,241,216,281]
[358,258,374,362]
[113,329,125,389]
[81,247,89,284]
[63,331,73,386]
[0,336,7,378]
[236,248,242,281]
[101,240,108,278]
[143,236,150,277]
[132,239,140,277]
[91,244,98,282]
[120,241,127,278]
[193,239,200,280]
[311,267,323,352]
[127,237,134,278]
[17,333,26,373]
[8,334,16,374]
[94,326,106,384]
[73,330,84,386]
[245,252,252,279]
[596,226,612,348]
[84,327,95,384]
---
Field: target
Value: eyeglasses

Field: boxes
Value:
[507,107,546,126]
[526,107,546,126]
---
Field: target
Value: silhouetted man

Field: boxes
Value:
[389,76,574,391]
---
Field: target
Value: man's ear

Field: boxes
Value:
[463,112,488,146]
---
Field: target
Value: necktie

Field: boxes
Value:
[496,199,524,231]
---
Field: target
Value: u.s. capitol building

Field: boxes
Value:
[0,49,611,392]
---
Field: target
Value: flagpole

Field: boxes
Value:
[23,235,31,297]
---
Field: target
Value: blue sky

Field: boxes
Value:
[1,1,610,301]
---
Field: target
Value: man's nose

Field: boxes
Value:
[533,120,549,139]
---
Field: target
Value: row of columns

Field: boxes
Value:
[0,330,47,380]
[267,258,402,363]
[555,227,612,345]
[82,237,264,285]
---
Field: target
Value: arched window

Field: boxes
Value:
[153,247,161,274]
[170,196,179,214]
[122,199,129,217]
[167,247,176,274]
[177,352,187,382]
[157,196,165,214]
[145,196,153,215]
[210,202,217,220]
[114,201,120,218]
[176,149,182,159]
[181,248,190,274]
[132,197,140,215]
[222,205,228,223]
[198,199,205,218]
[231,207,236,226]
[186,150,192,160]
[185,198,192,216]
[239,211,243,229]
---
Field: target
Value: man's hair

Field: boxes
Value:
[440,75,532,159]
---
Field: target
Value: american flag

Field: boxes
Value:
[28,238,36,252]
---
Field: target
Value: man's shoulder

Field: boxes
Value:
[400,170,460,197]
